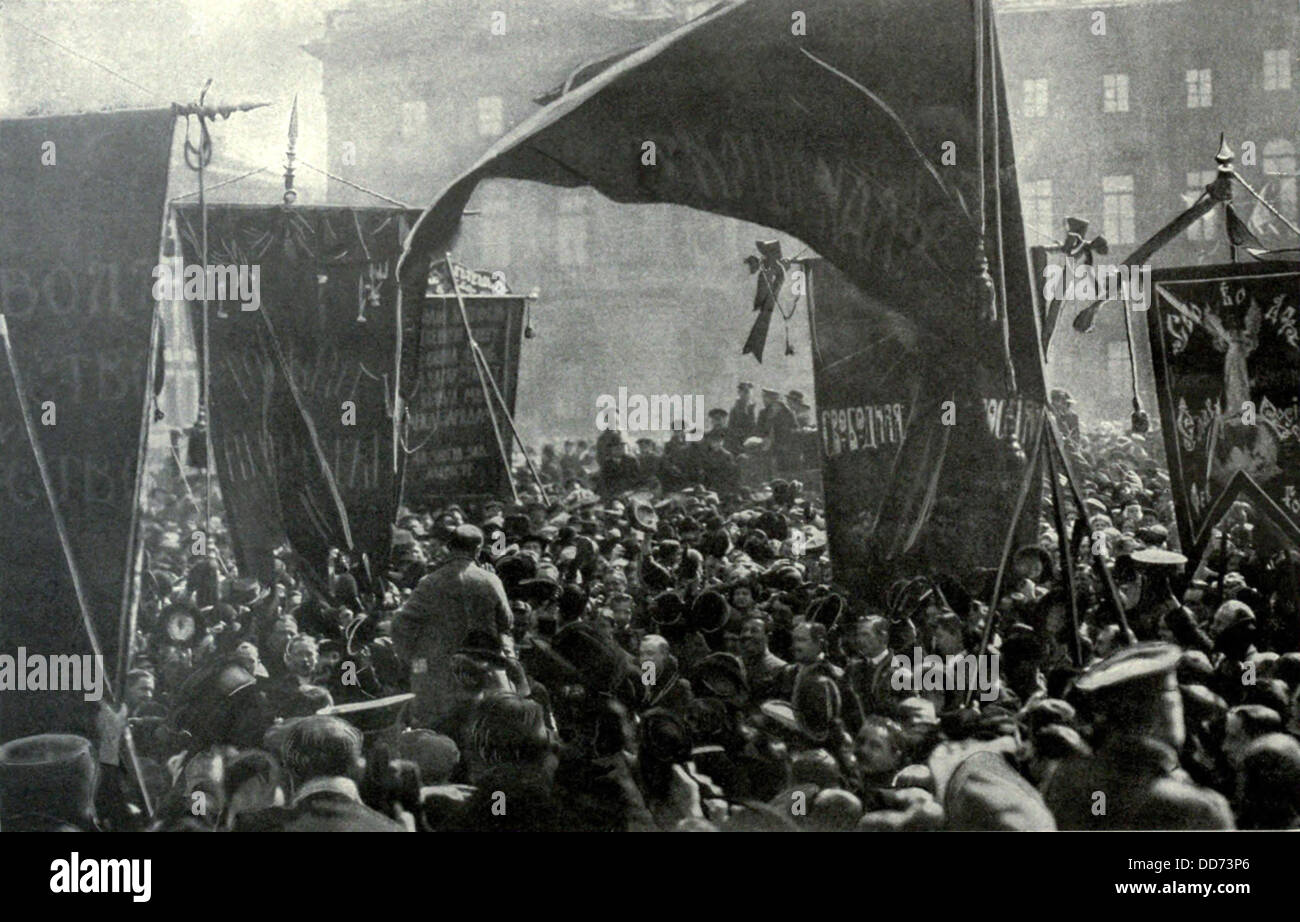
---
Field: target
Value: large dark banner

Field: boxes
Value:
[808,258,1044,598]
[395,0,1046,596]
[175,205,419,581]
[0,109,173,739]
[1148,262,1300,560]
[399,293,524,509]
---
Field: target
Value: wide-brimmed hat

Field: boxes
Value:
[630,502,658,532]
[651,590,687,627]
[689,590,730,634]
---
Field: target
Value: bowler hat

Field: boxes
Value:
[689,590,730,634]
[695,653,749,708]
[651,590,687,627]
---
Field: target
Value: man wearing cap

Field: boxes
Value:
[727,382,756,454]
[786,390,813,427]
[1049,388,1080,442]
[1042,642,1234,829]
[392,524,516,735]
[1209,600,1259,705]
[755,388,800,479]
[699,427,741,497]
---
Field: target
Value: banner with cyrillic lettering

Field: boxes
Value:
[1147,262,1300,558]
[398,295,524,508]
[0,109,173,739]
[808,258,1043,599]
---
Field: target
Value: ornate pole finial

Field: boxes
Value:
[1211,133,1235,203]
[284,93,299,205]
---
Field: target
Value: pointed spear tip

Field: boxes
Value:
[1216,133,1234,166]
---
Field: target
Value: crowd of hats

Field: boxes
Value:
[1,416,1298,832]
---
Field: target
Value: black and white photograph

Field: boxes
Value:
[0,0,1296,897]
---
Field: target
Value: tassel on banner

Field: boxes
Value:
[973,239,997,324]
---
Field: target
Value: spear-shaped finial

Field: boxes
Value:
[284,93,299,205]
[1211,133,1234,203]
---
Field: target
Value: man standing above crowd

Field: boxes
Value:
[727,381,756,454]
[756,387,800,479]
[391,525,514,736]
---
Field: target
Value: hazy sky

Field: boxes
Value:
[0,0,353,198]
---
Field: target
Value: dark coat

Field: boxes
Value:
[1043,734,1234,830]
[391,555,513,730]
[233,791,407,832]
[846,652,905,718]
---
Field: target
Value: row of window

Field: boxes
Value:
[470,189,755,268]
[1021,141,1297,246]
[1021,49,1293,117]
[400,95,505,139]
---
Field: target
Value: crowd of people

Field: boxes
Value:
[1,408,1298,833]
[526,381,820,497]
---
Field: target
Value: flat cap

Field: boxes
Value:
[1130,547,1187,567]
[1074,641,1180,694]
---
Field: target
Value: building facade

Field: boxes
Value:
[304,0,813,446]
[998,0,1299,422]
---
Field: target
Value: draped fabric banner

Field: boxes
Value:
[808,257,1043,598]
[174,205,419,582]
[395,0,1045,596]
[0,109,173,739]
[399,293,524,510]
[1147,262,1300,560]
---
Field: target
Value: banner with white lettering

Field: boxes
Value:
[1147,262,1300,558]
[399,295,524,508]
[807,258,1043,598]
[0,109,173,739]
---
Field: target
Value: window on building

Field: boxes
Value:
[477,96,504,137]
[1103,73,1129,112]
[556,189,589,267]
[1263,139,1298,223]
[1022,78,1049,118]
[1022,179,1054,242]
[1264,49,1292,90]
[1103,175,1136,245]
[1185,170,1217,240]
[1185,68,1212,108]
[400,100,427,139]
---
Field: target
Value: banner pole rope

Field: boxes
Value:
[446,253,520,505]
[470,337,550,504]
